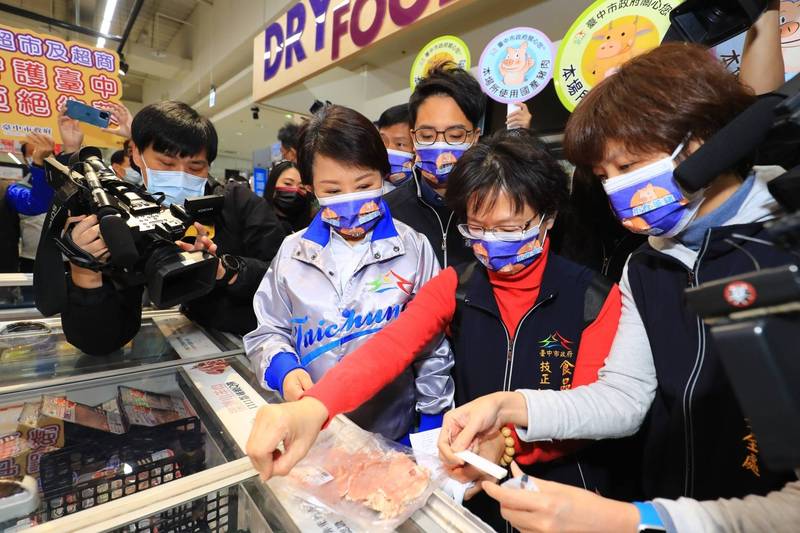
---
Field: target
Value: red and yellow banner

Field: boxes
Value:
[0,22,123,148]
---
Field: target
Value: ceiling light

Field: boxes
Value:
[236,132,243,136]
[95,0,119,48]
[285,113,292,119]
[7,152,21,165]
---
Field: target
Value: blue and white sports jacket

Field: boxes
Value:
[244,210,454,439]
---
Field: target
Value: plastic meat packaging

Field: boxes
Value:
[285,422,444,530]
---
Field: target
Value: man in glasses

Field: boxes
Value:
[384,63,485,267]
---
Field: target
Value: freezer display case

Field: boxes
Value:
[0,274,39,322]
[0,312,492,532]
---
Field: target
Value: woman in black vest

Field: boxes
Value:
[438,42,797,531]
[245,130,632,529]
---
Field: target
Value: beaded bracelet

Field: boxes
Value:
[499,426,516,467]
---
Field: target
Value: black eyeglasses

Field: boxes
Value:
[412,126,475,146]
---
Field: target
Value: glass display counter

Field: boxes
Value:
[0,311,492,533]
[0,273,40,322]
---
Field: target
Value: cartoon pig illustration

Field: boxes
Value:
[780,1,800,73]
[500,41,535,86]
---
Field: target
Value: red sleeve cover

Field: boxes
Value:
[304,267,458,424]
[515,284,622,464]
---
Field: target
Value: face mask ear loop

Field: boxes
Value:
[140,154,154,184]
[671,131,694,161]
[536,212,547,231]
[537,213,549,249]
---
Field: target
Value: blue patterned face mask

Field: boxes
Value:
[414,141,471,185]
[459,216,547,272]
[604,137,703,237]
[386,149,415,186]
[317,188,385,239]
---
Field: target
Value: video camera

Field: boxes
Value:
[676,72,800,471]
[664,0,770,47]
[34,147,220,313]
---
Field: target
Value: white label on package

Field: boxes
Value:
[183,360,267,451]
[455,450,508,480]
[152,315,220,359]
[409,428,475,505]
[298,466,335,487]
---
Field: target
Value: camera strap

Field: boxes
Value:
[34,203,70,316]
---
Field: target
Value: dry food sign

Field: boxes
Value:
[253,0,473,102]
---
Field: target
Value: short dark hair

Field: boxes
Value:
[447,129,569,221]
[110,150,127,165]
[377,104,410,130]
[264,159,299,202]
[297,105,390,186]
[20,143,30,158]
[409,63,485,129]
[564,42,756,177]
[131,100,218,163]
[278,122,303,151]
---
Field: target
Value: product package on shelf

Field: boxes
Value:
[285,422,444,531]
[40,396,126,435]
[38,416,204,521]
[118,386,197,428]
[0,402,64,481]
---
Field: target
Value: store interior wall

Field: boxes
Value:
[0,0,588,168]
[132,0,589,170]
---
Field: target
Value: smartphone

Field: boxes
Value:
[66,100,110,128]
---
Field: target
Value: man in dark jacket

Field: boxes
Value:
[384,64,485,268]
[58,101,286,355]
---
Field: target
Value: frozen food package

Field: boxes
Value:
[40,396,126,435]
[284,421,445,531]
[118,387,195,417]
[118,386,196,427]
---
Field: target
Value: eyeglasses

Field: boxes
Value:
[412,126,474,146]
[457,216,542,241]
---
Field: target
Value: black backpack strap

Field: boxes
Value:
[583,272,614,329]
[450,262,477,342]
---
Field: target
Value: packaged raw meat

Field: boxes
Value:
[284,422,444,530]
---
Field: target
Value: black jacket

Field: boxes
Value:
[627,223,795,501]
[383,171,473,268]
[549,170,646,283]
[61,182,286,355]
[452,255,640,529]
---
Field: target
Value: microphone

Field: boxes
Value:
[99,215,139,268]
[674,94,783,193]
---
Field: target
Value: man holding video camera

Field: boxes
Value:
[59,101,286,355]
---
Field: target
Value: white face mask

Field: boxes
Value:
[142,155,206,206]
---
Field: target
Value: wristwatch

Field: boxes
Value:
[218,254,243,285]
[633,501,667,532]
